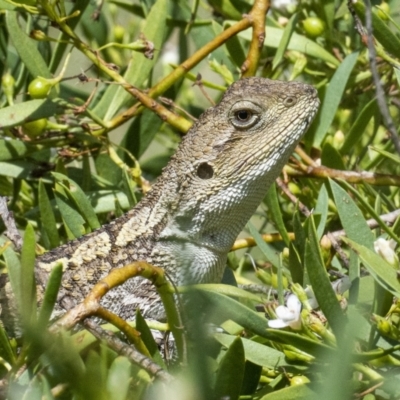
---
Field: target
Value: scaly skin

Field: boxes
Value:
[2,78,320,325]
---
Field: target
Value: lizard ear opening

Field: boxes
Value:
[197,162,214,179]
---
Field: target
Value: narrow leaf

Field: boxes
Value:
[239,27,340,66]
[214,333,288,368]
[107,357,131,400]
[264,183,290,245]
[20,223,37,324]
[259,384,316,400]
[52,173,100,231]
[37,263,63,329]
[6,11,51,78]
[314,184,329,239]
[341,99,378,154]
[0,99,64,128]
[343,237,400,298]
[304,217,346,337]
[329,179,375,250]
[272,13,299,70]
[39,180,60,249]
[214,336,245,400]
[312,52,359,147]
[54,184,85,239]
[248,222,279,268]
[136,310,166,369]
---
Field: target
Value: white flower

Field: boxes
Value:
[268,294,302,330]
[374,238,399,268]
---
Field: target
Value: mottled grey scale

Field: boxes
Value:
[24,78,320,323]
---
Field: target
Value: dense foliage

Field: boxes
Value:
[1,0,400,399]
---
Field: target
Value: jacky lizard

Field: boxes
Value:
[2,78,320,324]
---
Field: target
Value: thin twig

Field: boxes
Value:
[0,196,22,250]
[193,73,216,106]
[83,319,174,383]
[285,164,400,187]
[275,177,311,217]
[159,97,198,121]
[365,0,400,155]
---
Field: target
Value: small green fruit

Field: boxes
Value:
[376,2,390,20]
[290,375,310,386]
[303,17,325,38]
[22,118,47,138]
[28,77,53,99]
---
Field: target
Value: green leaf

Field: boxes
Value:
[369,146,400,164]
[214,333,288,368]
[343,238,400,298]
[225,35,246,69]
[304,216,346,337]
[20,223,37,325]
[341,99,378,154]
[312,52,359,147]
[107,357,131,400]
[122,108,163,159]
[214,336,245,400]
[0,161,35,179]
[264,183,290,246]
[38,180,60,249]
[259,384,316,400]
[337,179,400,244]
[121,169,137,208]
[288,243,304,285]
[183,283,265,304]
[0,139,34,161]
[37,263,63,330]
[54,184,86,239]
[248,222,279,268]
[239,27,340,66]
[0,0,17,10]
[395,67,400,89]
[314,184,329,239]
[5,11,51,79]
[0,99,65,128]
[321,142,345,170]
[329,179,375,250]
[272,13,298,70]
[0,324,15,365]
[135,310,166,369]
[52,173,100,231]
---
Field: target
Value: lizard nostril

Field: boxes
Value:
[197,162,214,179]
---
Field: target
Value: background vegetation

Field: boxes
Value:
[0,0,400,399]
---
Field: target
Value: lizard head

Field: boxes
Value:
[179,77,320,184]
[161,78,320,255]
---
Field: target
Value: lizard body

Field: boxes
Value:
[6,78,320,323]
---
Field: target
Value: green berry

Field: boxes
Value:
[28,77,53,99]
[376,2,390,20]
[22,118,47,138]
[113,25,125,43]
[290,375,310,386]
[303,17,325,38]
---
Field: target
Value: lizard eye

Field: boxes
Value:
[230,100,262,129]
[235,110,251,121]
[231,109,259,129]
